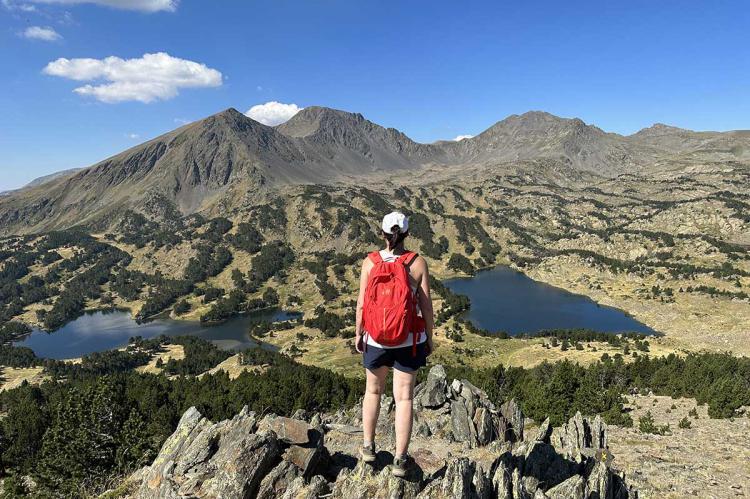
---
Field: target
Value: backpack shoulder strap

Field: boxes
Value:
[397,251,419,266]
[368,251,383,264]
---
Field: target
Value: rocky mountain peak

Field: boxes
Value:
[275,104,430,169]
[196,107,273,134]
[631,123,689,137]
[215,106,245,119]
[479,111,604,140]
[277,106,368,138]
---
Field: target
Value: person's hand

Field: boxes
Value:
[355,332,364,353]
[425,335,434,356]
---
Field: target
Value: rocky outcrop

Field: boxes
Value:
[500,398,525,443]
[331,459,422,498]
[418,457,475,498]
[415,365,523,448]
[125,366,637,499]
[134,406,280,499]
[546,474,585,499]
[257,414,328,479]
[555,412,609,461]
[256,461,300,498]
[416,364,448,408]
[534,417,553,444]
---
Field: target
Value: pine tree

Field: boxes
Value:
[116,409,155,469]
[36,379,127,494]
[0,384,48,471]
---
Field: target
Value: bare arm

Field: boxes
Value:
[414,257,434,339]
[355,257,372,351]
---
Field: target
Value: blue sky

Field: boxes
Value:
[1,0,749,191]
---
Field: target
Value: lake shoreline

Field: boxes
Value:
[15,308,300,360]
[444,264,656,336]
[469,264,659,324]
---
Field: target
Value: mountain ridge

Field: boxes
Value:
[2,106,749,235]
[0,167,84,197]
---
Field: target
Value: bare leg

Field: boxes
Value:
[363,366,388,446]
[393,368,417,457]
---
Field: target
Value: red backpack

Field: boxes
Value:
[363,250,425,355]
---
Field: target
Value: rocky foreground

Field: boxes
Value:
[119,366,636,498]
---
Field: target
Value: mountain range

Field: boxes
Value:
[0,167,83,197]
[1,106,749,235]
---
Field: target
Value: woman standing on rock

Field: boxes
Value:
[355,211,435,477]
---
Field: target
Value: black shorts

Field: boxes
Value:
[362,342,428,373]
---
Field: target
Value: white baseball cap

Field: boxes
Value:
[381,211,409,234]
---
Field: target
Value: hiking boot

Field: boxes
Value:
[392,454,411,477]
[360,443,376,463]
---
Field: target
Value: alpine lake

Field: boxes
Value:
[16,266,653,359]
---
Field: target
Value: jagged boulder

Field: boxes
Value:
[460,379,496,410]
[555,412,608,460]
[491,452,515,499]
[283,442,327,479]
[493,415,510,445]
[421,373,519,448]
[417,457,475,498]
[481,412,634,499]
[279,475,330,499]
[546,474,586,499]
[451,398,478,445]
[591,414,608,449]
[258,413,329,479]
[534,417,553,444]
[257,461,301,498]
[258,415,317,445]
[586,461,612,499]
[134,406,279,499]
[128,407,329,499]
[500,398,524,442]
[473,407,494,446]
[392,366,526,449]
[418,364,448,408]
[411,447,446,478]
[473,463,493,499]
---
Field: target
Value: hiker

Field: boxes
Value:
[355,211,435,477]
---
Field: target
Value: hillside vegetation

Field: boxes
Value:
[1,162,748,358]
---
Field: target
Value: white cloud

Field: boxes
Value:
[21,26,62,41]
[126,132,139,139]
[174,117,188,125]
[26,0,176,12]
[43,52,223,103]
[2,0,38,11]
[245,101,302,126]
[453,134,474,141]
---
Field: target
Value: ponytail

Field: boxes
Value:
[384,225,407,250]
